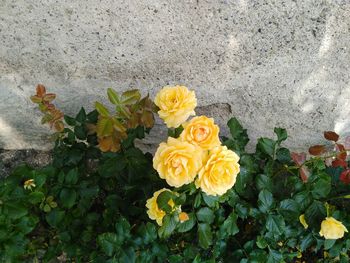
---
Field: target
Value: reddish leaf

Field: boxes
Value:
[340,170,350,185]
[324,131,339,142]
[309,145,326,156]
[36,84,46,97]
[332,159,348,168]
[291,152,306,166]
[300,167,310,183]
[336,143,347,161]
[43,93,56,102]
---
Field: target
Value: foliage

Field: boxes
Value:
[1,85,350,262]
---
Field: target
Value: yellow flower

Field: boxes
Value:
[299,214,308,229]
[146,188,173,226]
[319,217,348,239]
[154,85,196,128]
[196,146,240,196]
[153,137,203,188]
[180,116,221,150]
[179,212,190,223]
[24,179,36,190]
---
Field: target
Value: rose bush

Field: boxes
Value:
[0,84,350,262]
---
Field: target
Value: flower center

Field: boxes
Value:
[194,127,209,142]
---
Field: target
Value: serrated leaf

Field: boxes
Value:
[98,233,120,256]
[198,223,212,249]
[324,131,339,142]
[220,212,239,237]
[59,188,77,208]
[65,169,79,185]
[46,209,65,227]
[107,88,120,105]
[266,214,285,236]
[75,107,86,123]
[64,115,76,126]
[121,89,141,105]
[178,212,196,233]
[95,102,110,117]
[258,189,274,213]
[258,138,276,158]
[309,145,326,156]
[158,214,177,238]
[274,127,287,144]
[96,117,114,137]
[226,117,249,152]
[196,208,214,224]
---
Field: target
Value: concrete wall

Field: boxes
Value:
[1,0,350,152]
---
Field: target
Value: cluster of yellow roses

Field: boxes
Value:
[146,85,240,226]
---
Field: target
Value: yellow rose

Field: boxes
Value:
[180,116,221,150]
[146,188,173,226]
[154,85,197,128]
[153,137,203,188]
[319,217,348,239]
[196,146,240,196]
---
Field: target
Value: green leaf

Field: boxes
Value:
[311,174,331,199]
[258,189,274,213]
[46,209,65,227]
[220,212,239,237]
[60,188,77,208]
[198,223,212,249]
[300,233,315,251]
[28,191,45,204]
[305,201,326,229]
[267,248,283,263]
[157,191,177,213]
[324,239,336,250]
[194,193,202,208]
[121,89,141,105]
[115,217,131,243]
[256,236,268,249]
[276,148,291,163]
[95,102,110,117]
[158,214,177,238]
[32,172,46,188]
[16,216,39,234]
[107,88,120,105]
[65,168,79,185]
[178,212,196,233]
[98,232,120,257]
[293,191,312,211]
[266,214,285,236]
[226,117,249,152]
[196,207,214,224]
[256,174,273,192]
[202,193,219,208]
[74,125,86,140]
[119,247,136,263]
[5,202,28,219]
[278,199,300,219]
[274,127,287,144]
[64,115,76,126]
[76,107,86,123]
[257,138,275,157]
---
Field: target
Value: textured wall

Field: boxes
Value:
[0,0,350,151]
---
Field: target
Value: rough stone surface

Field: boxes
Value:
[0,149,52,177]
[1,0,350,152]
